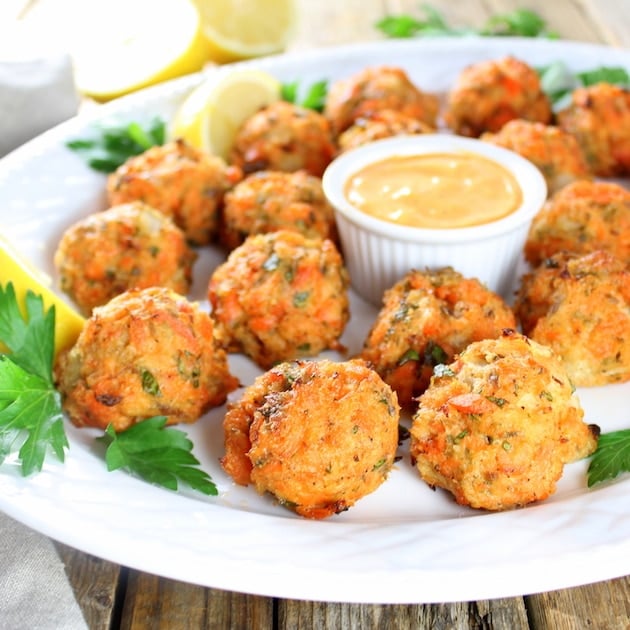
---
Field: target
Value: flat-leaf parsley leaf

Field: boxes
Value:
[0,283,68,475]
[97,416,218,495]
[66,117,166,173]
[281,80,329,112]
[587,429,630,487]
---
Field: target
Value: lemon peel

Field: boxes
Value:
[0,236,84,356]
[170,69,282,158]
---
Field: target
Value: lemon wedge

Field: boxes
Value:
[0,236,84,357]
[71,0,212,102]
[191,0,297,63]
[170,69,282,158]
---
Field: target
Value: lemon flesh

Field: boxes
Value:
[191,0,296,63]
[72,0,212,102]
[0,237,84,357]
[170,69,281,158]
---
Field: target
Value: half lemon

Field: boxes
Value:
[191,0,297,63]
[71,0,211,101]
[170,69,282,158]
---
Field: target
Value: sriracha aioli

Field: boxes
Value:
[344,151,523,229]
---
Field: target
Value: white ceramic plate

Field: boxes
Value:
[1,37,629,605]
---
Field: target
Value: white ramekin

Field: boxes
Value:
[322,134,547,305]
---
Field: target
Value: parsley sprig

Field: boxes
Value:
[0,282,216,495]
[376,5,557,39]
[587,429,630,487]
[66,117,166,173]
[98,417,217,495]
[282,79,329,112]
[538,61,630,110]
[0,284,68,475]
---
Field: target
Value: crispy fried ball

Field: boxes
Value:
[324,65,439,136]
[410,330,599,511]
[556,83,630,177]
[208,230,350,369]
[444,56,552,137]
[524,180,630,267]
[55,287,238,432]
[337,108,435,153]
[54,202,196,316]
[221,358,400,519]
[107,138,242,245]
[219,170,337,250]
[229,101,336,177]
[359,268,516,410]
[481,119,590,196]
[514,250,630,386]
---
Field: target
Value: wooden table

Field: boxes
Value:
[8,1,630,628]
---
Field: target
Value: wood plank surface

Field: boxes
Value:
[20,0,630,628]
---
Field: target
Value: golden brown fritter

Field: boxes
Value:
[481,119,590,196]
[221,358,400,519]
[514,250,630,387]
[336,108,435,153]
[229,101,336,177]
[524,179,630,267]
[55,287,238,432]
[359,268,516,410]
[107,138,242,245]
[410,330,599,511]
[444,56,552,137]
[324,65,439,136]
[556,82,630,177]
[219,170,337,250]
[54,202,196,316]
[208,230,350,369]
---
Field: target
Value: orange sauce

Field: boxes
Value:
[344,152,523,229]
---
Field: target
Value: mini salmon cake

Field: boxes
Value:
[359,268,516,409]
[410,330,599,511]
[444,56,552,137]
[54,201,196,316]
[229,100,336,177]
[481,119,590,195]
[221,358,400,519]
[514,250,630,387]
[337,108,435,153]
[107,138,242,245]
[556,82,630,176]
[208,230,350,369]
[219,170,337,250]
[524,180,630,267]
[324,65,439,137]
[55,287,238,432]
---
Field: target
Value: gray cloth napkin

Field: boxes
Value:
[0,511,88,629]
[0,51,79,157]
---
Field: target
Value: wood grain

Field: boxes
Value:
[54,542,122,630]
[119,572,273,630]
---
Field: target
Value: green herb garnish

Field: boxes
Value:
[97,417,217,495]
[0,283,68,476]
[281,80,329,112]
[66,117,166,173]
[376,5,556,39]
[480,8,557,38]
[538,61,630,110]
[587,429,630,488]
